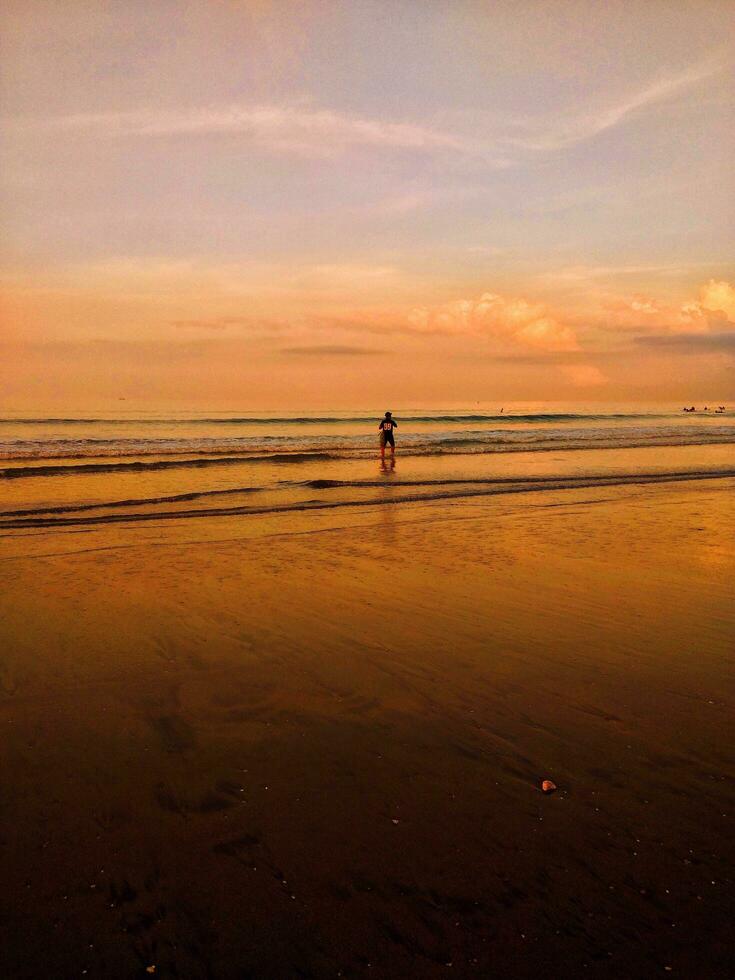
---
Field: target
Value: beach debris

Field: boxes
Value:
[146,967,156,975]
[541,779,557,794]
[391,818,400,825]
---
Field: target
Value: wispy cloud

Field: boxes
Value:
[503,59,723,152]
[172,318,237,331]
[16,56,722,166]
[172,316,288,332]
[281,345,378,356]
[636,332,735,353]
[41,104,469,157]
[541,263,688,283]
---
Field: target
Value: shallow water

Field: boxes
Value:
[2,402,733,463]
[2,404,734,531]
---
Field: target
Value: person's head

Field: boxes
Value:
[385,411,392,418]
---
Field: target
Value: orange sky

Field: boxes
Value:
[1,1,733,408]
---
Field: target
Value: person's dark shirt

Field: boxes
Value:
[378,418,398,433]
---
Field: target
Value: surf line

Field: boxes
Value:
[1,469,733,531]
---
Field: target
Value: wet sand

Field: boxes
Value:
[1,476,733,978]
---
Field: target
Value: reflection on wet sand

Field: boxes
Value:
[0,460,733,977]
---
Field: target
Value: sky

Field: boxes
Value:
[1,0,734,409]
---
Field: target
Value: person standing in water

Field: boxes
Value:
[378,411,398,460]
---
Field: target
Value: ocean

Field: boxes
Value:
[1,403,733,531]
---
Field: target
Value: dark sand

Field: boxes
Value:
[1,478,733,978]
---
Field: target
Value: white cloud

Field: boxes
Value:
[600,279,735,334]
[20,56,722,164]
[407,291,578,352]
[41,104,469,158]
[699,279,735,321]
[503,58,723,152]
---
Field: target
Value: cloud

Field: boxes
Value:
[15,55,721,169]
[406,292,579,352]
[636,332,735,353]
[489,350,615,365]
[505,59,722,152]
[172,318,230,331]
[280,345,378,356]
[171,316,287,332]
[599,279,735,334]
[699,279,735,321]
[599,294,691,332]
[466,246,512,257]
[543,263,685,283]
[39,104,470,158]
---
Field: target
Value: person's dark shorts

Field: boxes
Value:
[380,432,395,448]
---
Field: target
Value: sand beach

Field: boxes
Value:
[1,410,733,977]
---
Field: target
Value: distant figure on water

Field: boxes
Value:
[682,405,726,413]
[378,411,398,460]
